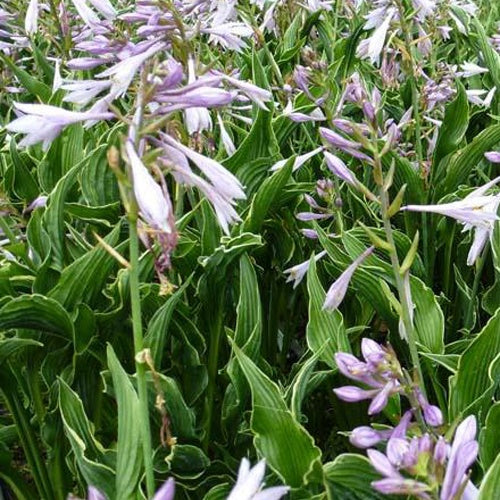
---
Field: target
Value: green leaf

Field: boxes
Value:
[48,224,122,309]
[0,338,42,366]
[0,53,51,101]
[144,278,192,368]
[411,277,445,354]
[306,254,348,368]
[106,345,142,499]
[0,294,74,340]
[8,139,39,201]
[479,402,500,470]
[223,50,279,193]
[243,157,293,233]
[324,454,386,499]
[42,165,79,270]
[165,444,210,480]
[438,124,500,199]
[232,343,323,488]
[478,452,500,500]
[59,379,116,498]
[433,82,469,167]
[449,309,500,421]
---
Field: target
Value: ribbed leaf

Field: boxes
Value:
[306,255,348,368]
[478,452,500,500]
[449,309,500,420]
[59,379,116,498]
[0,295,73,340]
[232,344,323,488]
[324,454,386,499]
[243,157,293,233]
[479,402,500,471]
[106,346,142,499]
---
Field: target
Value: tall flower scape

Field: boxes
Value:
[0,0,499,499]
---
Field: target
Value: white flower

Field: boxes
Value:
[284,251,327,288]
[125,141,174,233]
[227,458,289,500]
[25,0,38,34]
[402,177,500,265]
[184,57,213,135]
[6,103,113,150]
[271,147,324,172]
[457,62,489,78]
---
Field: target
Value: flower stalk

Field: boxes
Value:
[373,151,426,394]
[127,72,156,499]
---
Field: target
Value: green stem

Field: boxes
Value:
[375,156,426,394]
[127,69,155,498]
[128,212,156,498]
[464,246,489,331]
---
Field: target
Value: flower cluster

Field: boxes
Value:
[334,339,442,424]
[333,339,479,499]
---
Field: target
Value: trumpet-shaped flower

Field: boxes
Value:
[402,177,500,264]
[125,141,174,235]
[323,246,374,311]
[6,103,114,150]
[97,42,165,98]
[25,0,38,34]
[284,251,327,288]
[227,458,289,500]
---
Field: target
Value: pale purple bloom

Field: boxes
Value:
[87,486,105,500]
[283,101,325,122]
[296,212,332,221]
[217,113,236,155]
[320,127,362,151]
[25,0,38,35]
[372,478,430,496]
[202,22,253,52]
[160,134,245,233]
[87,0,116,19]
[126,141,174,234]
[300,229,319,239]
[402,177,500,265]
[440,416,479,500]
[323,246,374,310]
[271,147,324,172]
[416,389,443,427]
[61,79,112,106]
[324,151,357,186]
[6,103,113,150]
[485,151,500,163]
[284,250,327,288]
[153,478,175,500]
[357,8,396,64]
[222,74,272,110]
[350,426,389,448]
[227,458,289,500]
[457,62,489,78]
[24,195,48,213]
[97,42,165,98]
[71,0,102,27]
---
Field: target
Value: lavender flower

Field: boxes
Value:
[284,250,327,288]
[227,458,289,500]
[402,177,500,264]
[324,151,357,186]
[485,151,500,163]
[440,416,478,500]
[97,42,165,99]
[323,246,374,311]
[6,103,113,150]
